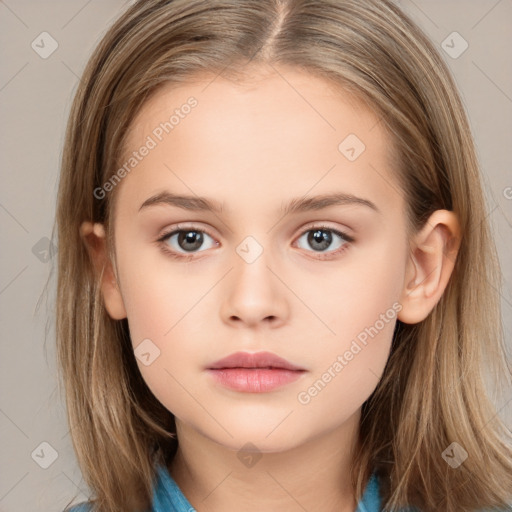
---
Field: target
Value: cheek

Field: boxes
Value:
[120,264,206,418]
[296,236,406,401]
[114,236,196,342]
[308,232,406,343]
[114,242,212,397]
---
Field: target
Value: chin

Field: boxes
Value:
[208,426,305,454]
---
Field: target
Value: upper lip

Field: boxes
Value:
[207,351,305,371]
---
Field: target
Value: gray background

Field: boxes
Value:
[0,1,511,510]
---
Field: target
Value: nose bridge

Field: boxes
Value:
[220,233,289,326]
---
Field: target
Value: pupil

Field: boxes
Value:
[309,229,331,251]
[178,231,203,252]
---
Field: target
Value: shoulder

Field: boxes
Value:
[357,472,381,511]
[64,463,192,512]
[67,504,93,512]
[357,474,511,512]
[357,473,421,512]
[152,462,196,511]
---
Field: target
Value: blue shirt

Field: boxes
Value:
[69,463,382,511]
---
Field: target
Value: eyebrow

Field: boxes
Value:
[138,191,380,216]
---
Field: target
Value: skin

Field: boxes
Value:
[81,63,460,511]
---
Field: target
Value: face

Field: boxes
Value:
[104,65,410,452]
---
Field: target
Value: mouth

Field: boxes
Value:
[206,351,306,393]
[207,351,305,371]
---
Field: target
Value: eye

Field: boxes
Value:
[295,224,354,258]
[156,223,354,261]
[157,224,217,258]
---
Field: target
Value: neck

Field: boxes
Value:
[168,410,361,512]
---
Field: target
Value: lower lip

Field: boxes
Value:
[206,368,306,392]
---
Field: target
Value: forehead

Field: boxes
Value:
[115,65,401,219]
[125,66,381,144]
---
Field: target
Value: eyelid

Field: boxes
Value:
[156,221,354,258]
[298,221,354,241]
[156,222,217,242]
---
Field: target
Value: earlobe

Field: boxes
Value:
[397,210,460,325]
[79,221,127,320]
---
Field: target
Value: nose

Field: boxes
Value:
[219,249,290,328]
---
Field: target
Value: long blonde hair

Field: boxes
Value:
[54,0,512,510]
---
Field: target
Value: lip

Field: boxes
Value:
[207,351,305,371]
[206,351,307,393]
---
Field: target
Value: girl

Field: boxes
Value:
[55,0,512,511]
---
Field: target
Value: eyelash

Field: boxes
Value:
[156,223,355,261]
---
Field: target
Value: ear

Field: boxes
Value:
[79,221,127,320]
[398,210,461,325]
